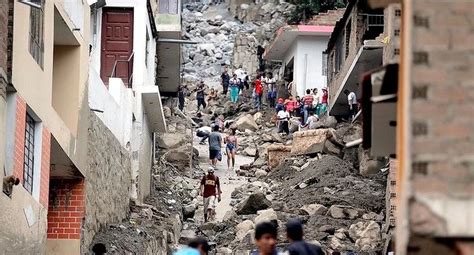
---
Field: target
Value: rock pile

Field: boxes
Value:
[181,1,295,87]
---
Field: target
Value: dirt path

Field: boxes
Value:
[194,135,254,222]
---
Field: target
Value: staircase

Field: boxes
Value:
[307,8,346,26]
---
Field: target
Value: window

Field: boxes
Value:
[145,31,150,67]
[29,0,44,67]
[345,19,352,59]
[23,113,36,194]
[394,9,401,17]
[334,36,343,73]
[159,0,178,14]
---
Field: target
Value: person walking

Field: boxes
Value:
[229,74,240,103]
[200,167,221,222]
[302,89,314,124]
[285,219,324,255]
[196,82,207,111]
[208,125,222,167]
[221,69,230,95]
[178,85,188,112]
[224,129,238,171]
[344,89,358,121]
[312,88,319,116]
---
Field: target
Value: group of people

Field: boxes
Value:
[221,65,250,103]
[176,219,323,255]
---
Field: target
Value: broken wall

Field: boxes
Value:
[81,113,132,253]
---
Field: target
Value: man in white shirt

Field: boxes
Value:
[277,108,290,135]
[234,65,247,85]
[196,125,212,144]
[344,89,358,120]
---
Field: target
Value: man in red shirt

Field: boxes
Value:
[200,167,222,222]
[254,78,263,110]
[302,89,314,123]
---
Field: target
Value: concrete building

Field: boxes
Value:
[264,10,344,97]
[325,0,384,117]
[362,0,474,254]
[0,0,10,201]
[1,0,91,253]
[88,0,168,205]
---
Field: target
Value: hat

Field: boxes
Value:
[208,166,215,173]
[322,87,328,91]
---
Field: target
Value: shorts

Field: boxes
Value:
[203,196,217,212]
[209,149,220,160]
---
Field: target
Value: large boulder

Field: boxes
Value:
[235,114,259,131]
[244,147,257,157]
[156,133,187,149]
[255,169,268,178]
[312,116,338,129]
[236,192,271,215]
[163,145,193,169]
[254,209,277,225]
[236,220,255,241]
[349,221,382,251]
[183,204,196,220]
[299,204,328,216]
[327,205,362,220]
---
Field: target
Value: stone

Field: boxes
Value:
[349,221,382,251]
[164,146,191,168]
[362,212,384,221]
[156,133,187,149]
[179,229,196,244]
[235,114,259,131]
[223,210,238,222]
[163,106,172,118]
[217,247,233,254]
[319,225,335,234]
[201,221,217,231]
[254,209,278,225]
[255,169,268,178]
[183,204,196,219]
[327,205,361,219]
[244,147,257,157]
[253,112,263,122]
[329,235,347,251]
[299,204,328,216]
[236,192,271,215]
[236,220,255,241]
[313,116,338,129]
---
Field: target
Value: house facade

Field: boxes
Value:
[1,0,91,253]
[264,10,344,97]
[325,0,384,117]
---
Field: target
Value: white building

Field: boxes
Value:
[87,0,178,203]
[264,25,334,97]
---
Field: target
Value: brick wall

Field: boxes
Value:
[13,95,26,181]
[47,179,85,240]
[40,127,51,207]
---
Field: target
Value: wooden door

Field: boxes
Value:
[100,8,133,86]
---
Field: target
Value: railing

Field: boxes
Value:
[364,14,384,31]
[110,52,134,88]
[62,0,84,33]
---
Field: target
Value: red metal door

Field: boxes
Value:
[100,8,133,86]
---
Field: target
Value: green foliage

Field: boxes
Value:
[287,0,348,25]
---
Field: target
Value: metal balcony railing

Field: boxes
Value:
[364,14,384,31]
[110,52,135,88]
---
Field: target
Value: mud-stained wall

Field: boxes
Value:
[81,113,132,253]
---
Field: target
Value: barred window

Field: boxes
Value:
[23,113,36,194]
[29,1,44,68]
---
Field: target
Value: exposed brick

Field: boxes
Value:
[47,179,85,240]
[12,95,26,181]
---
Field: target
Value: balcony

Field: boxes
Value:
[55,0,84,37]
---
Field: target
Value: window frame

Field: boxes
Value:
[29,0,45,68]
[23,113,36,194]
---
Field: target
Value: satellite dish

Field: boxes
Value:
[18,0,42,9]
